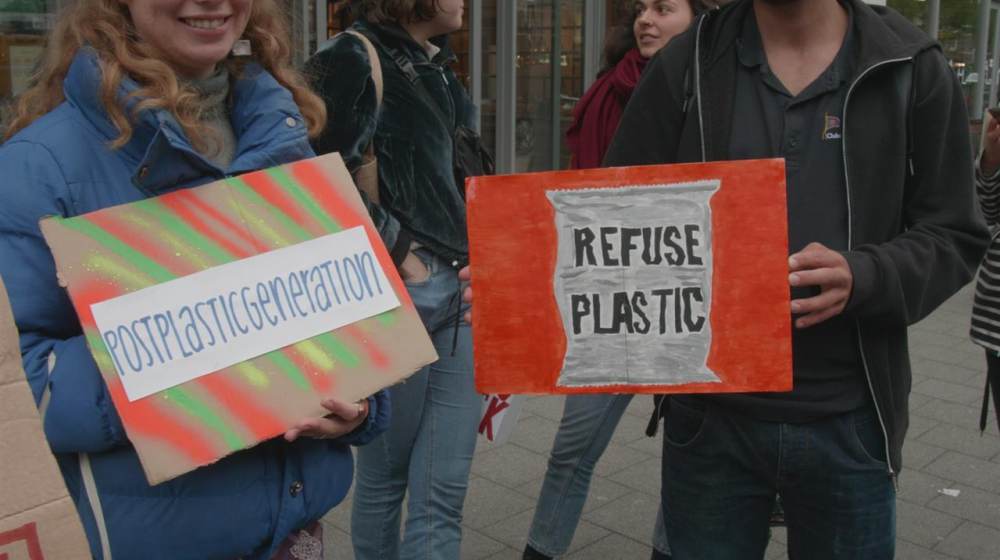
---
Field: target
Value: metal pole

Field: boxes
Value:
[975,0,992,119]
[926,0,940,39]
[550,2,563,169]
[583,0,605,89]
[496,0,518,173]
[470,0,484,133]
[315,0,328,49]
[991,8,1000,108]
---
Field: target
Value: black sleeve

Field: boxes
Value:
[843,49,990,326]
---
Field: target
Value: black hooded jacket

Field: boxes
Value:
[607,0,990,475]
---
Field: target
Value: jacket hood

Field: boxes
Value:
[700,0,939,75]
[62,48,311,191]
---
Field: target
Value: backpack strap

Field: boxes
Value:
[337,29,384,204]
[344,29,383,163]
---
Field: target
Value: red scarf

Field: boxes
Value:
[566,48,649,169]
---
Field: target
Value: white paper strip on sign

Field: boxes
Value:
[90,226,400,401]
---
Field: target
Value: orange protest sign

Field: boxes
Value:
[468,159,792,395]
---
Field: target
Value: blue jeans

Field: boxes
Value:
[527,394,670,557]
[351,250,480,560]
[661,398,896,559]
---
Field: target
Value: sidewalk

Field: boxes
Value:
[322,284,1000,559]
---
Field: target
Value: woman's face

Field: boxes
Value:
[633,0,694,58]
[426,0,464,36]
[122,0,253,79]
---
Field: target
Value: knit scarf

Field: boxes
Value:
[565,48,649,169]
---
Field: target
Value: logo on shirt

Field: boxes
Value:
[822,113,842,141]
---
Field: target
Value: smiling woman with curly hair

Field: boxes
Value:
[0,1,389,558]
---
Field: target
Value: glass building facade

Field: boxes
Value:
[0,0,992,168]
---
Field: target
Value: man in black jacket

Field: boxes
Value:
[605,0,989,556]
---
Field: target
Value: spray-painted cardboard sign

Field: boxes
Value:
[468,160,792,395]
[40,153,438,484]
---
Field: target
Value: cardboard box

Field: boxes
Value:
[39,153,438,484]
[0,278,91,560]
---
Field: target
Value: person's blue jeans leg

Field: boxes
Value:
[400,293,479,559]
[528,393,672,557]
[781,407,896,560]
[662,398,774,560]
[351,250,479,560]
[661,399,896,560]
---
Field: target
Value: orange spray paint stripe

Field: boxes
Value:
[283,345,334,393]
[196,374,286,440]
[74,281,217,464]
[180,192,269,253]
[160,193,257,260]
[239,170,325,236]
[341,325,391,369]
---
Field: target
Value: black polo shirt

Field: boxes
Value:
[707,3,868,422]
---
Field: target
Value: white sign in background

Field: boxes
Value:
[91,226,400,401]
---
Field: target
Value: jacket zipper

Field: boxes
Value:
[843,56,912,488]
[692,14,908,484]
[694,14,707,162]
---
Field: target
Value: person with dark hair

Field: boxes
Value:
[604,0,988,556]
[0,0,389,558]
[306,1,481,559]
[522,3,703,560]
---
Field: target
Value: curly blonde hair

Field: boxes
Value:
[3,0,326,150]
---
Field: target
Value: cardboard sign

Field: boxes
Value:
[477,394,525,445]
[40,153,438,484]
[0,279,92,560]
[468,160,792,395]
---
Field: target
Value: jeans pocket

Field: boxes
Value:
[403,248,436,288]
[851,408,888,465]
[664,398,709,448]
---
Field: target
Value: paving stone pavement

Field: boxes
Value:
[323,285,1000,558]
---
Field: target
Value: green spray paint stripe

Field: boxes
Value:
[374,310,397,327]
[266,168,343,233]
[61,218,174,283]
[313,333,361,368]
[133,200,236,265]
[225,178,313,242]
[164,387,246,451]
[263,350,312,391]
[119,211,216,271]
[87,329,245,450]
[84,331,117,371]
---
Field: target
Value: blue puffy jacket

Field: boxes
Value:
[0,49,390,560]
